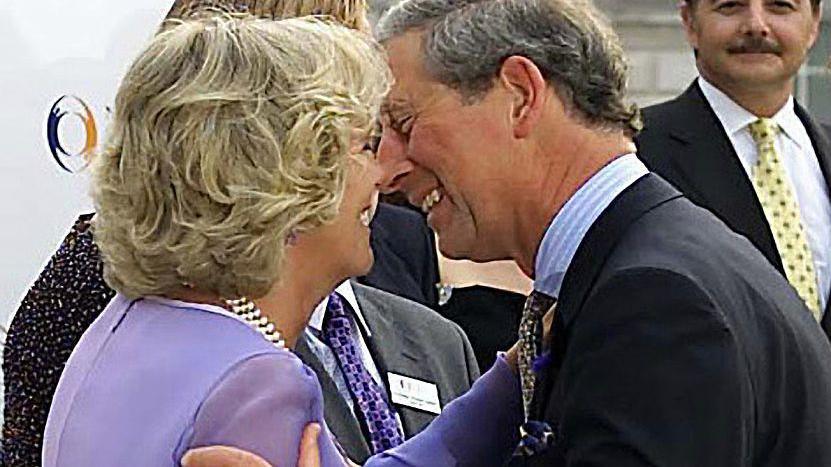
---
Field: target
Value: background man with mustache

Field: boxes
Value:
[636,0,831,337]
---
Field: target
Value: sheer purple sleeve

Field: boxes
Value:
[183,352,344,466]
[184,351,521,467]
[366,354,523,467]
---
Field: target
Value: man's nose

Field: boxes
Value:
[368,157,384,188]
[377,129,414,194]
[741,3,772,37]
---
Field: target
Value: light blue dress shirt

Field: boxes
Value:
[534,154,649,297]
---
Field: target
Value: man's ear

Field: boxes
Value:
[680,2,700,52]
[807,2,822,50]
[498,56,547,139]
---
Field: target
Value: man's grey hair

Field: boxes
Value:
[376,0,641,135]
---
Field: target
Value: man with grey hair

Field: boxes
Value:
[372,0,831,465]
[182,0,831,465]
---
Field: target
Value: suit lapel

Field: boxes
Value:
[795,105,831,334]
[293,335,372,462]
[352,283,439,436]
[657,83,783,272]
[794,104,831,192]
[534,175,683,420]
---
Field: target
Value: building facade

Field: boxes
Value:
[369,0,831,116]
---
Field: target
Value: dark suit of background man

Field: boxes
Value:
[374,0,831,464]
[636,0,831,337]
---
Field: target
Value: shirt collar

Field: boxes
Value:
[308,281,371,337]
[533,154,648,298]
[698,77,805,151]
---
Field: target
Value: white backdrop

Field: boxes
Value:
[0,1,174,328]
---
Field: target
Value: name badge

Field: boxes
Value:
[387,372,442,415]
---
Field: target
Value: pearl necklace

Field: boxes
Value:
[223,297,286,349]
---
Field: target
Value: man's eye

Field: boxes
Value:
[715,1,742,12]
[769,0,796,11]
[396,117,413,135]
[363,138,380,154]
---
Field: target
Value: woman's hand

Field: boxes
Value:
[181,423,323,467]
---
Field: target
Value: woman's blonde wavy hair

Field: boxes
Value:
[166,0,370,31]
[92,13,390,299]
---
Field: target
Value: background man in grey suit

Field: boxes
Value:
[295,281,478,463]
[636,0,831,336]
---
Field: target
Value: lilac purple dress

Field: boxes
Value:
[43,295,523,466]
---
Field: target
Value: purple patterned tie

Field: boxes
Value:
[323,292,404,453]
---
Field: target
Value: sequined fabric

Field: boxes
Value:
[2,214,115,467]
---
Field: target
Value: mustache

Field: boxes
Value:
[727,37,782,55]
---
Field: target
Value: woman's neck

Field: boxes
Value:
[170,266,341,349]
[171,240,346,349]
[255,264,339,349]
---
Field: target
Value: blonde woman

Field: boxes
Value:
[1,1,447,465]
[42,14,521,467]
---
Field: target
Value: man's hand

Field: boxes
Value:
[181,446,271,467]
[298,423,322,467]
[181,423,322,467]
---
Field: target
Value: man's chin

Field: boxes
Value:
[438,237,502,263]
[723,57,786,79]
[436,235,474,261]
[710,66,789,91]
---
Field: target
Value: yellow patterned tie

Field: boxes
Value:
[748,118,821,320]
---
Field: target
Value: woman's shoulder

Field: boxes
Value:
[212,350,320,398]
[84,296,322,418]
[183,350,325,467]
[128,297,296,365]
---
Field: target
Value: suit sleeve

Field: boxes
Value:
[454,319,481,383]
[366,354,523,467]
[556,268,751,467]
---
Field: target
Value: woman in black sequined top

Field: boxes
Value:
[2,214,114,466]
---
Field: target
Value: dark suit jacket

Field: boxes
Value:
[526,175,831,466]
[358,203,440,308]
[294,282,479,463]
[635,82,831,337]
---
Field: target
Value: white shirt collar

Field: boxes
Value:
[697,77,806,151]
[308,281,371,336]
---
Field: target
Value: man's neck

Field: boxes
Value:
[513,132,636,277]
